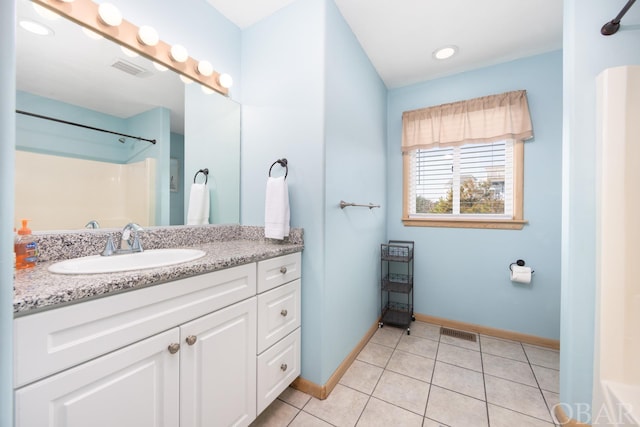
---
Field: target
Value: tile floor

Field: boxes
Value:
[251,321,561,427]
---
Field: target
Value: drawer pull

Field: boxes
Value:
[280,363,288,372]
[280,266,287,274]
[280,309,288,317]
[168,343,180,354]
[186,335,197,346]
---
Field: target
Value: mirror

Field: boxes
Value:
[15,0,240,231]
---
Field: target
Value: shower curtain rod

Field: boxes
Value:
[16,110,157,145]
[601,0,636,35]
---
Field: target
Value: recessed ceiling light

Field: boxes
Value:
[19,20,54,36]
[433,45,458,60]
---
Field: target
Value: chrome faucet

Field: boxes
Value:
[101,223,144,256]
[85,220,100,229]
[121,223,144,251]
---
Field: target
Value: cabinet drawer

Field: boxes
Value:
[14,263,256,388]
[257,253,301,293]
[256,328,301,415]
[257,279,301,354]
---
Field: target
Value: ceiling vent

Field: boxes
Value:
[111,58,152,78]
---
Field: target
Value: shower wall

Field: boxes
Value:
[15,151,155,231]
[594,65,640,425]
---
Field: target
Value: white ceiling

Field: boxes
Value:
[208,0,564,88]
[16,0,563,132]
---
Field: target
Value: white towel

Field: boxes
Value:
[264,176,290,239]
[187,183,210,225]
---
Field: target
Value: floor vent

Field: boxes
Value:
[440,327,477,342]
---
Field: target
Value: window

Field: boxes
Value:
[403,140,526,229]
[400,90,531,229]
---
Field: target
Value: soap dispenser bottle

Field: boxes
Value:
[15,219,38,269]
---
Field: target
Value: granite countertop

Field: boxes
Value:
[14,225,303,316]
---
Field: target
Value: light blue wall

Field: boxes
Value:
[241,0,387,384]
[241,0,327,384]
[323,0,387,381]
[0,2,14,426]
[16,91,130,162]
[184,84,241,224]
[170,132,185,225]
[387,51,563,340]
[126,107,172,225]
[562,1,640,422]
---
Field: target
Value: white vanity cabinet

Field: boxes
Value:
[14,252,301,427]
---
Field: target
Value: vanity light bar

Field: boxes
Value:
[33,0,230,96]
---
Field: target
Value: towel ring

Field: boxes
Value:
[193,168,209,184]
[268,158,288,179]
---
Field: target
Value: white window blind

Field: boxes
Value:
[409,141,513,217]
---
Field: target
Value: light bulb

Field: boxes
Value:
[201,86,215,95]
[98,3,122,27]
[121,46,139,58]
[33,4,60,20]
[137,26,159,46]
[82,27,103,40]
[153,62,168,72]
[179,75,193,84]
[218,73,233,89]
[170,44,188,63]
[57,0,75,2]
[197,60,213,77]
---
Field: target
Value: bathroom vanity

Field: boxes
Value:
[12,225,303,427]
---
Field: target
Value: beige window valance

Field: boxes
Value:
[402,90,533,152]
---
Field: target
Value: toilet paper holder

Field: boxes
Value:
[509,259,535,274]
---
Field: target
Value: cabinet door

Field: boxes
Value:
[180,297,257,427]
[15,328,180,427]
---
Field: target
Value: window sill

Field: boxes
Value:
[401,217,528,230]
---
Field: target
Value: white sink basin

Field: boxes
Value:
[48,248,206,275]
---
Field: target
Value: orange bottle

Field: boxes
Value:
[15,219,38,269]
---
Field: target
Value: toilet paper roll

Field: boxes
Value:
[510,265,532,284]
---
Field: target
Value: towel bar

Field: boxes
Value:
[339,200,380,209]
